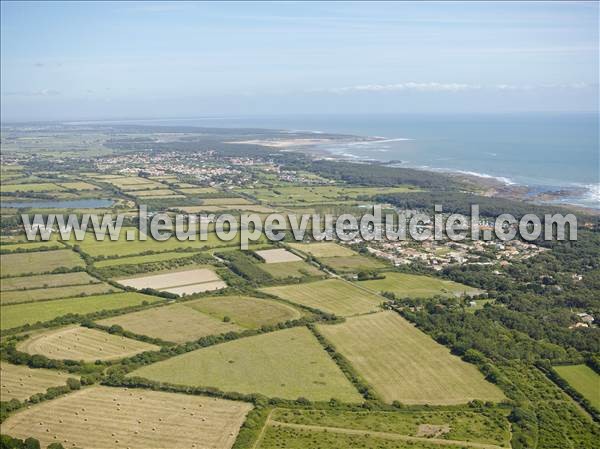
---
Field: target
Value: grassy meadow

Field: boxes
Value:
[185,295,305,328]
[357,272,481,298]
[97,303,242,343]
[262,279,383,316]
[0,249,85,276]
[318,311,505,405]
[554,364,600,409]
[130,327,362,402]
[0,292,159,330]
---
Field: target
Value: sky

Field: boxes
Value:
[1,1,598,121]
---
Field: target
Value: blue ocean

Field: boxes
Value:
[79,113,600,209]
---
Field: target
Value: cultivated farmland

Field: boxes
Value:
[258,261,324,279]
[255,248,303,263]
[287,242,356,258]
[0,283,119,305]
[17,326,159,361]
[131,327,362,402]
[262,279,383,316]
[164,280,227,295]
[554,364,600,409]
[66,229,240,257]
[97,303,242,343]
[357,272,480,298]
[0,292,159,330]
[0,362,74,401]
[0,272,100,291]
[0,250,84,276]
[1,386,252,449]
[93,251,198,268]
[116,267,227,296]
[321,255,386,273]
[318,311,505,404]
[185,295,305,328]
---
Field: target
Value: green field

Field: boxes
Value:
[287,242,356,258]
[1,272,99,290]
[321,255,386,273]
[0,292,159,330]
[1,282,119,305]
[97,303,242,343]
[356,272,480,298]
[0,182,65,193]
[554,364,600,409]
[262,279,383,316]
[130,327,362,402]
[62,228,243,257]
[244,185,418,205]
[270,408,511,447]
[59,181,99,190]
[0,240,63,252]
[258,261,324,279]
[185,295,305,328]
[318,311,505,405]
[93,251,198,267]
[0,249,85,276]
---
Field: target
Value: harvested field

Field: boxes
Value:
[1,272,99,291]
[162,280,227,295]
[0,282,119,305]
[317,311,505,405]
[554,364,600,409]
[117,267,219,289]
[262,279,382,316]
[259,261,324,279]
[357,272,480,298]
[255,248,303,263]
[0,362,73,401]
[97,303,242,343]
[0,292,159,330]
[17,326,159,361]
[131,327,362,402]
[185,295,304,328]
[287,242,356,258]
[0,250,84,276]
[1,386,252,449]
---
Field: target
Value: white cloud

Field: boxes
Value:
[313,82,593,94]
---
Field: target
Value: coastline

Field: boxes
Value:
[251,134,599,215]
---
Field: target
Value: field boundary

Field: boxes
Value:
[308,324,380,402]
